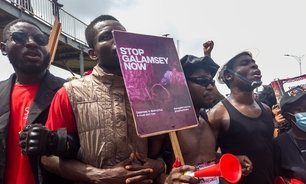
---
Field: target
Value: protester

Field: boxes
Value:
[177,54,225,184]
[0,19,70,183]
[153,54,234,184]
[19,14,165,183]
[273,86,306,183]
[207,50,275,183]
[156,42,228,184]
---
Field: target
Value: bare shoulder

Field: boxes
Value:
[207,101,230,130]
[207,101,228,123]
[206,101,230,138]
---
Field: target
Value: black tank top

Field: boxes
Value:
[219,99,275,184]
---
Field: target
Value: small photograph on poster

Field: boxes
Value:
[113,30,198,137]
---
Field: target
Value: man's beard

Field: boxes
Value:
[203,102,213,109]
[195,101,213,110]
[8,51,50,74]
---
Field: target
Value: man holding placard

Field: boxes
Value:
[19,14,166,183]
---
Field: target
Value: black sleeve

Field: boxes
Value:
[60,134,80,159]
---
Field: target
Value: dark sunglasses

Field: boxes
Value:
[188,77,215,87]
[9,32,48,46]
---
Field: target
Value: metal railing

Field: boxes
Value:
[5,0,88,46]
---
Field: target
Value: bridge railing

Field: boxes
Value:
[5,0,88,46]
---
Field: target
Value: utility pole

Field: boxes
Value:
[284,54,306,75]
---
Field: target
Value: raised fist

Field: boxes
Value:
[203,40,214,57]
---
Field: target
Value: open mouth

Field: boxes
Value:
[24,51,41,60]
[253,70,262,78]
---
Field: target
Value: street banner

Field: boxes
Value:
[271,74,306,104]
[113,30,198,138]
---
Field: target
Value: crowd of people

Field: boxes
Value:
[0,13,305,184]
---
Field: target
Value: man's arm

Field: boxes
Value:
[41,154,154,184]
[35,87,163,183]
[42,155,196,184]
[19,87,79,157]
[34,134,164,183]
[206,102,224,140]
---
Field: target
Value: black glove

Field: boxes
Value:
[19,124,67,156]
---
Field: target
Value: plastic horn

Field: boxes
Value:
[186,154,242,183]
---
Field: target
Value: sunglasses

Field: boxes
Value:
[9,32,49,46]
[188,77,215,87]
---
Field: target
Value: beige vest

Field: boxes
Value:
[64,65,148,168]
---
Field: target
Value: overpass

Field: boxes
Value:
[0,0,97,76]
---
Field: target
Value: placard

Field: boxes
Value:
[113,30,198,137]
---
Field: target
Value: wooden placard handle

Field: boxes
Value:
[47,16,62,68]
[168,131,185,165]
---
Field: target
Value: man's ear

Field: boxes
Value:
[88,48,98,61]
[224,72,232,82]
[0,42,7,56]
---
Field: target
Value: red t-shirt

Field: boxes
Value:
[4,83,39,184]
[45,87,77,134]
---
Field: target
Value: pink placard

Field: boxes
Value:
[113,30,198,137]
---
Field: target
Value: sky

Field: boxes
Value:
[1,0,305,95]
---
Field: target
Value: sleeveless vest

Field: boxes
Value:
[219,99,274,184]
[64,65,148,168]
